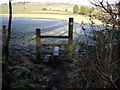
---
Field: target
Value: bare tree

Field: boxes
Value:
[5,0,12,61]
[88,0,120,88]
[3,0,12,89]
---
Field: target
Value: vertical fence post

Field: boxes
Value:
[36,29,41,62]
[2,25,6,60]
[68,18,73,61]
[118,2,120,58]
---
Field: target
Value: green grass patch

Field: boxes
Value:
[13,6,25,12]
[1,5,73,13]
[0,6,8,13]
[30,10,70,14]
[0,4,103,25]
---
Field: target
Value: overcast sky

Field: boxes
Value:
[0,0,119,6]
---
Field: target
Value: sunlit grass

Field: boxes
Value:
[0,13,103,25]
[0,5,102,25]
[30,10,70,14]
[0,6,8,13]
[1,5,73,13]
[13,6,25,12]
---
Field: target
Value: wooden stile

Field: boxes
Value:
[36,18,73,62]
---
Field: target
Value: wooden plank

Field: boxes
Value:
[2,25,6,46]
[2,25,6,59]
[36,29,41,61]
[68,18,73,61]
[40,52,67,55]
[41,44,68,47]
[40,36,68,38]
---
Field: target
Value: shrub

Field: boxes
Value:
[80,6,95,15]
[73,5,79,13]
[42,8,47,10]
[66,21,119,88]
[89,7,95,13]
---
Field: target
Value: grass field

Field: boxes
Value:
[0,3,103,25]
[30,10,71,14]
[0,13,102,24]
[0,4,73,13]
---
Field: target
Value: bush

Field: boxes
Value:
[80,6,95,15]
[66,22,120,88]
[89,7,95,13]
[80,6,86,14]
[42,8,47,10]
[73,5,79,13]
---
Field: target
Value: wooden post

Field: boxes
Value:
[5,0,12,61]
[118,2,120,58]
[36,29,41,62]
[2,25,6,46]
[2,25,6,60]
[68,18,73,61]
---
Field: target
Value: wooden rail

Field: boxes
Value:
[36,18,73,62]
[40,52,68,55]
[40,36,69,38]
[2,25,7,60]
[41,44,68,47]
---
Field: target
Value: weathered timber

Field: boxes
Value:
[36,17,73,62]
[40,52,68,55]
[40,36,68,38]
[2,25,6,60]
[118,2,120,58]
[68,18,73,61]
[36,29,41,61]
[41,44,68,47]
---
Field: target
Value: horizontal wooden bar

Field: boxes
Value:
[40,36,69,38]
[40,52,68,55]
[41,44,68,47]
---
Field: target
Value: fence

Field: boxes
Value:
[2,25,7,60]
[36,18,73,62]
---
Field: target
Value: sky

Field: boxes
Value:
[0,0,119,6]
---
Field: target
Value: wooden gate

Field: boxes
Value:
[36,18,73,62]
